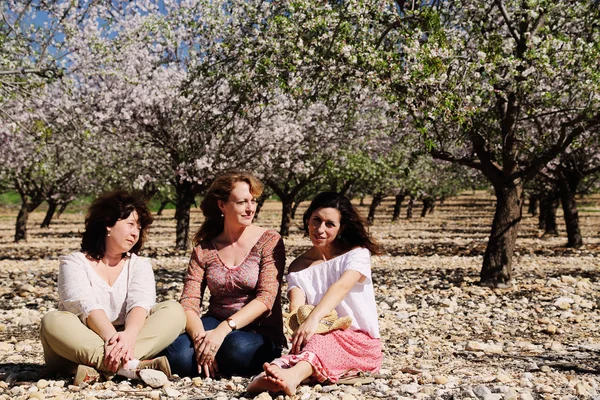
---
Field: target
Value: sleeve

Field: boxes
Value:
[254,231,285,313]
[343,248,372,284]
[286,272,303,294]
[179,246,206,315]
[58,254,104,322]
[126,256,156,315]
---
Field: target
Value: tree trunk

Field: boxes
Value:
[40,200,58,228]
[429,202,436,214]
[291,201,301,220]
[528,194,539,216]
[479,183,523,287]
[254,192,269,221]
[157,199,170,216]
[406,196,414,219]
[558,174,583,248]
[15,196,43,242]
[359,196,365,206]
[367,192,384,225]
[280,197,293,237]
[174,181,196,250]
[56,202,70,218]
[421,197,434,218]
[392,194,405,222]
[539,192,559,235]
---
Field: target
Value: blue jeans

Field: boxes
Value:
[161,316,281,377]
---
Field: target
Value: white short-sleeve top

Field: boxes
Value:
[286,247,380,339]
[57,252,156,326]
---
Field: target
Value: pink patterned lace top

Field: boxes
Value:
[180,229,286,348]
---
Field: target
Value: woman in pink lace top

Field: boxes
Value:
[163,172,286,378]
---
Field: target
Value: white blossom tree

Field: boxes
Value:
[375,1,600,286]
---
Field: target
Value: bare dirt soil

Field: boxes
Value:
[1,191,599,399]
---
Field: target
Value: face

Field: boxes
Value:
[308,207,342,249]
[106,210,141,254]
[219,181,258,227]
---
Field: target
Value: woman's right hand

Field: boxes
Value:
[193,329,223,377]
[192,330,218,377]
[290,316,320,355]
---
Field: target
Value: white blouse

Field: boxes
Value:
[286,247,380,339]
[57,252,156,326]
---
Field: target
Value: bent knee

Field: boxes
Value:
[152,301,186,331]
[41,311,77,336]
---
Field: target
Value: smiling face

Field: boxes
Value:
[219,181,257,228]
[307,207,342,249]
[106,210,141,254]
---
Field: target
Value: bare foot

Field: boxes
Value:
[263,363,302,396]
[246,364,286,394]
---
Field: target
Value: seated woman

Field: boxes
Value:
[247,192,383,395]
[162,172,286,378]
[40,190,186,385]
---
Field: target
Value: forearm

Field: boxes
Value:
[223,299,268,330]
[185,310,205,337]
[86,309,118,341]
[308,270,362,322]
[123,307,147,338]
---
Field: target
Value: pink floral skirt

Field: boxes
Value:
[272,329,382,383]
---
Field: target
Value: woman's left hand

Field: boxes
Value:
[291,316,319,355]
[106,331,137,368]
[196,328,226,377]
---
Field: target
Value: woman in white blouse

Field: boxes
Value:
[248,192,383,395]
[40,190,186,385]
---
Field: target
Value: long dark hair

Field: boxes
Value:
[194,172,264,244]
[81,190,153,259]
[302,192,381,255]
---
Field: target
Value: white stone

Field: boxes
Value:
[400,384,419,394]
[486,344,503,354]
[576,382,594,396]
[465,341,487,351]
[139,369,168,388]
[560,275,577,285]
[36,380,49,389]
[192,377,203,387]
[554,297,574,309]
[149,390,161,400]
[520,392,534,400]
[473,385,492,397]
[254,392,273,400]
[0,342,14,352]
[224,381,236,390]
[164,387,182,398]
[482,395,503,400]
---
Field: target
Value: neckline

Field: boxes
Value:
[291,247,363,273]
[210,229,270,269]
[81,252,129,288]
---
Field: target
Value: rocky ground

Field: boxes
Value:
[1,191,600,400]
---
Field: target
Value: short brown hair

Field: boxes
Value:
[194,172,263,244]
[81,190,153,259]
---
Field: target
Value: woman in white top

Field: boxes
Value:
[248,192,383,395]
[40,190,186,385]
